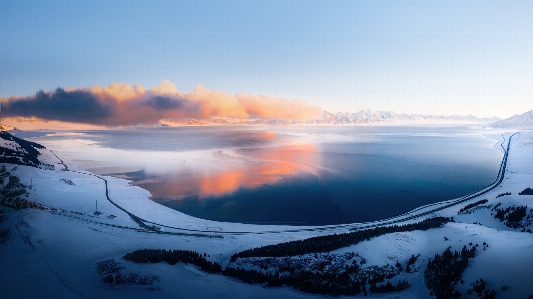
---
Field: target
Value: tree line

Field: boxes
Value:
[496,192,511,198]
[231,217,453,261]
[222,265,409,297]
[123,249,222,273]
[458,199,488,214]
[0,131,47,168]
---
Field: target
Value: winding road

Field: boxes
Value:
[50,132,518,236]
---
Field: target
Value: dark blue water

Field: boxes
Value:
[30,126,503,225]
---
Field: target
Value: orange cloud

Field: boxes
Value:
[237,94,323,120]
[88,82,146,102]
[187,84,249,119]
[1,80,323,127]
[150,79,180,96]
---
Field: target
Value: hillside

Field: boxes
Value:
[490,110,533,128]
[1,131,533,299]
[0,131,56,170]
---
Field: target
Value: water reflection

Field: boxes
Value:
[29,126,503,225]
[134,142,318,199]
[130,142,345,225]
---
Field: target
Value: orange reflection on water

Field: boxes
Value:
[198,170,247,196]
[138,142,319,200]
[245,143,317,165]
[196,143,318,197]
[257,163,296,175]
[258,131,276,140]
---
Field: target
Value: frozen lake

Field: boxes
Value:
[26,125,503,225]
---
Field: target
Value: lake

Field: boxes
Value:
[27,125,503,225]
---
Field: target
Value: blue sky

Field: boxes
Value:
[1,0,531,118]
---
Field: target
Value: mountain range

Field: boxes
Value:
[3,109,532,129]
[160,109,501,126]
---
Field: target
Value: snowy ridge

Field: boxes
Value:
[161,109,500,126]
[0,131,59,170]
[490,110,533,128]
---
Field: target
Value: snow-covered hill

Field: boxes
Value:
[161,110,500,126]
[490,110,533,128]
[1,131,533,298]
[0,131,58,170]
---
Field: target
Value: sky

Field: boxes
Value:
[0,0,532,124]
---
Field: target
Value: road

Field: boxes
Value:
[50,132,518,236]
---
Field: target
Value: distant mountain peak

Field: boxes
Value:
[160,110,500,127]
[490,110,533,128]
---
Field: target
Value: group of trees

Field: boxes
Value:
[0,174,25,196]
[466,278,496,299]
[458,199,488,214]
[231,217,453,261]
[519,188,533,195]
[96,259,158,286]
[222,265,407,296]
[424,245,477,299]
[102,272,158,286]
[0,197,44,210]
[0,172,48,210]
[369,280,411,293]
[496,192,511,198]
[0,131,45,155]
[405,254,420,273]
[493,204,532,229]
[0,131,51,169]
[124,246,414,296]
[123,249,222,273]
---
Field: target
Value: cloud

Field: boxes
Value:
[1,80,323,126]
[237,93,323,121]
[1,88,116,124]
[144,95,188,110]
[150,79,180,96]
[187,84,249,119]
[85,82,146,102]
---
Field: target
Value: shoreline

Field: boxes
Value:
[14,130,518,234]
[2,129,533,299]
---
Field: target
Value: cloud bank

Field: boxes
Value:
[1,80,323,126]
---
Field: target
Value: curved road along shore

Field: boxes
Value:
[51,132,519,236]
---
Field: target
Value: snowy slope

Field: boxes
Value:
[491,110,533,128]
[0,131,61,170]
[1,130,533,298]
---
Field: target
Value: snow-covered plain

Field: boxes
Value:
[1,130,533,298]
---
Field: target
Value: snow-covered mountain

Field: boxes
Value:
[0,131,56,170]
[161,110,500,126]
[490,110,533,128]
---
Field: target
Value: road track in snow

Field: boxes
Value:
[50,132,519,237]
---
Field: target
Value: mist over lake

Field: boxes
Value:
[29,126,503,225]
